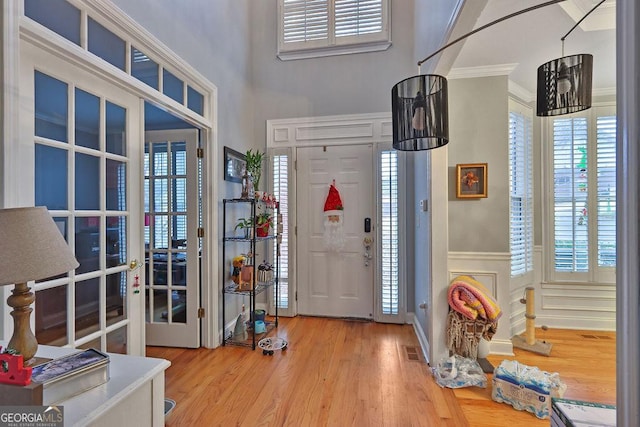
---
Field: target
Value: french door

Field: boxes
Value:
[21,42,144,355]
[144,129,200,348]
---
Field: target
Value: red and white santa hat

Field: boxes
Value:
[324,181,344,216]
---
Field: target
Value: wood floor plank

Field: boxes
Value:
[147,318,614,426]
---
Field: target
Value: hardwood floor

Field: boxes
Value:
[146,317,615,426]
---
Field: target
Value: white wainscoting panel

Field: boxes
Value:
[448,252,513,356]
[533,246,616,331]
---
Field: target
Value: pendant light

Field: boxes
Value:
[536,0,606,117]
[391,0,605,150]
[392,74,448,151]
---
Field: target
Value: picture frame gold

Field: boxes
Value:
[456,163,488,198]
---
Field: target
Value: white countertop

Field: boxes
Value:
[1,342,171,427]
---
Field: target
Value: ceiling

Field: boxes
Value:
[449,0,616,100]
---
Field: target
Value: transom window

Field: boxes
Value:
[278,0,391,60]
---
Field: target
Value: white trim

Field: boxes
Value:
[448,251,510,262]
[266,113,407,325]
[559,0,615,32]
[19,20,212,131]
[447,63,518,80]
[593,86,617,97]
[278,41,391,61]
[408,312,430,364]
[508,80,534,104]
[267,112,392,148]
[72,0,213,96]
[1,0,21,208]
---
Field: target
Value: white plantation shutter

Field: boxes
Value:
[546,107,616,282]
[272,154,289,309]
[282,0,328,43]
[509,110,533,277]
[380,150,399,315]
[596,116,616,267]
[279,0,390,58]
[553,118,589,272]
[335,0,382,37]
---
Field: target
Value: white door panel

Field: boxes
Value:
[297,145,374,318]
[21,42,144,355]
[144,129,200,348]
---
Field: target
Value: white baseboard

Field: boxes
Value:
[536,314,615,331]
[488,338,514,356]
[408,312,431,365]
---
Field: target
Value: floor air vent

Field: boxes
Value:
[404,346,423,362]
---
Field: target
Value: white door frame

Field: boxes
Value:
[266,113,408,322]
[1,0,219,348]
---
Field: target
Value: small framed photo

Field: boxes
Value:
[456,163,488,198]
[224,146,246,183]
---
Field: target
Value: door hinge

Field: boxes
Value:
[197,147,204,158]
[295,291,298,301]
[294,160,297,171]
[198,307,205,318]
[294,225,297,236]
[198,227,204,238]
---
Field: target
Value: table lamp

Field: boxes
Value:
[0,207,79,363]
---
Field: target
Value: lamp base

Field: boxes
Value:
[6,282,39,363]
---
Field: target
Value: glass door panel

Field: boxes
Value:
[24,42,143,356]
[144,130,200,348]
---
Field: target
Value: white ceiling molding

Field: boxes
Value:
[593,86,617,97]
[508,80,534,104]
[447,63,517,80]
[559,0,615,31]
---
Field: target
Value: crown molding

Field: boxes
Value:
[508,80,534,103]
[559,0,616,32]
[447,63,518,80]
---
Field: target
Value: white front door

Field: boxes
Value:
[21,42,144,355]
[144,129,200,348]
[296,145,374,318]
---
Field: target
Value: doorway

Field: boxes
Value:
[144,129,201,348]
[296,144,375,318]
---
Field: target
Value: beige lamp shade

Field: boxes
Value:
[0,206,79,286]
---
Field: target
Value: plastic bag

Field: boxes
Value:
[431,354,487,389]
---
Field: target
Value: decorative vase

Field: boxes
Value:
[241,170,254,199]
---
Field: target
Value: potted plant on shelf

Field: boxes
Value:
[234,217,254,239]
[255,212,271,237]
[245,149,264,193]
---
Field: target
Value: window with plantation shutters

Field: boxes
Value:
[509,108,533,277]
[278,0,391,60]
[272,154,289,310]
[553,117,589,273]
[380,150,399,315]
[545,106,616,283]
[596,116,616,267]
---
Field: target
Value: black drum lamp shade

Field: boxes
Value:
[391,0,569,151]
[536,53,593,117]
[392,74,448,151]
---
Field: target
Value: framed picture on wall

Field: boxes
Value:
[456,163,488,198]
[224,146,246,183]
